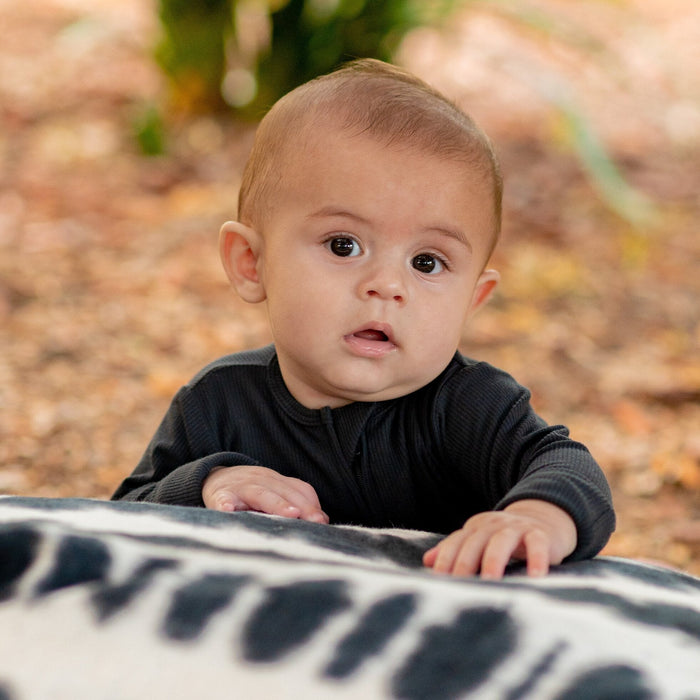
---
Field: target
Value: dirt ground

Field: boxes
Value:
[1,0,698,575]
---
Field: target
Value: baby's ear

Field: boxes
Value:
[469,268,500,316]
[219,221,267,303]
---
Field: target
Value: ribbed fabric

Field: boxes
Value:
[112,345,615,560]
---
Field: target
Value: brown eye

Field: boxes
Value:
[412,253,444,274]
[327,237,360,257]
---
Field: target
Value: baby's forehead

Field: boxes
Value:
[281,121,493,189]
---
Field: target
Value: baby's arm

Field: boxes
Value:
[202,465,329,524]
[422,499,577,579]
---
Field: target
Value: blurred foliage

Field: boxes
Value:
[132,104,167,156]
[229,0,460,117]
[156,0,234,113]
[155,0,458,115]
[554,102,657,230]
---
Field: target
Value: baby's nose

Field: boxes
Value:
[359,266,407,303]
[366,287,404,303]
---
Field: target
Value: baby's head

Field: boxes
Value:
[237,59,502,260]
[222,59,503,408]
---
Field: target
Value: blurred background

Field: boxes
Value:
[0,0,698,574]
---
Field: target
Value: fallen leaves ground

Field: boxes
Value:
[1,0,698,575]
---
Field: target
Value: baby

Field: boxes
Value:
[112,59,615,579]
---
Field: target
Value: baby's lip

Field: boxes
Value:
[347,322,396,345]
[344,322,398,358]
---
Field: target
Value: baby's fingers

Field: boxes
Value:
[238,484,302,517]
[520,529,550,577]
[203,467,328,523]
[479,527,551,578]
[424,527,550,580]
[478,527,527,579]
[423,531,484,577]
[238,483,327,523]
[205,482,299,518]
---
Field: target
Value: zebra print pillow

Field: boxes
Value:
[0,496,698,699]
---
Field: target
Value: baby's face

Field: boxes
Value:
[256,127,498,409]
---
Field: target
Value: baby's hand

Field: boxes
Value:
[202,465,329,524]
[422,500,577,579]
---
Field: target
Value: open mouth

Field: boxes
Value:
[344,324,397,357]
[353,329,389,342]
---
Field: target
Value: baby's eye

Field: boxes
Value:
[412,253,445,274]
[326,237,361,257]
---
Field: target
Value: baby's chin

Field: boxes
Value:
[327,370,449,406]
[280,352,456,409]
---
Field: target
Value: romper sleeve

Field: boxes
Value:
[111,384,261,506]
[442,361,616,561]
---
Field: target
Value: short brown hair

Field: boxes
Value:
[238,59,502,251]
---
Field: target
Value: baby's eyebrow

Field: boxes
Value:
[429,226,472,253]
[305,206,369,225]
[306,206,472,253]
